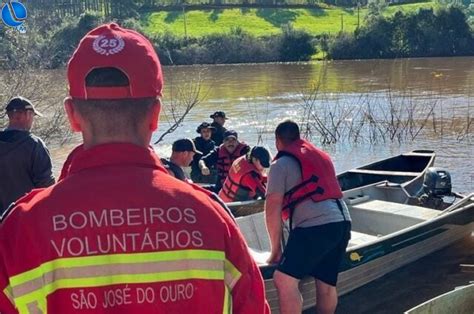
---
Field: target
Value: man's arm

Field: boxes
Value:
[31,140,55,187]
[264,161,286,264]
[265,192,284,264]
[199,149,218,175]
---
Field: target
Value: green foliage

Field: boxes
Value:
[279,23,317,61]
[44,13,103,68]
[121,17,146,33]
[150,25,314,65]
[366,0,388,20]
[328,6,474,59]
[110,0,141,20]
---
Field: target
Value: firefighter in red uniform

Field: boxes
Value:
[199,130,250,192]
[218,146,271,203]
[0,23,270,314]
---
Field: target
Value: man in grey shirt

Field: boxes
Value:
[0,97,55,215]
[265,120,351,314]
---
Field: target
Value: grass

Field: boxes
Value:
[143,2,436,38]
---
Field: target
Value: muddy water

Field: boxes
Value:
[40,57,474,192]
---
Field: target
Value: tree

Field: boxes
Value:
[279,24,317,62]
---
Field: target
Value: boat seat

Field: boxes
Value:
[352,200,439,221]
[348,169,419,177]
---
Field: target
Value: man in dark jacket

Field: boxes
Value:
[210,111,227,145]
[161,138,201,182]
[191,122,216,183]
[0,96,55,214]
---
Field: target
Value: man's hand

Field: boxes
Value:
[201,166,210,176]
[267,249,282,264]
[264,192,284,265]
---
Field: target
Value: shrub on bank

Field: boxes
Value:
[328,6,474,59]
[44,13,103,68]
[152,26,316,65]
[5,16,315,67]
[279,24,317,61]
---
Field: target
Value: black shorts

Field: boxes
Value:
[277,221,351,286]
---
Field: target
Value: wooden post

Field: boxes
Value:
[183,4,188,41]
[341,13,344,32]
[357,3,360,29]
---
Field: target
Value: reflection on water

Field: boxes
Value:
[25,57,472,192]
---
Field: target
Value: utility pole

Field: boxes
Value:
[182,4,188,41]
[357,2,360,29]
[341,13,344,32]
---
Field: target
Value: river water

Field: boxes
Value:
[2,57,469,190]
[32,57,473,191]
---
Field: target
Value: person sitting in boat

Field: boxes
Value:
[161,138,201,182]
[210,111,227,145]
[218,146,271,203]
[265,119,351,314]
[191,122,216,183]
[199,130,250,192]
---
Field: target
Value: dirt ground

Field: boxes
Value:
[302,235,474,314]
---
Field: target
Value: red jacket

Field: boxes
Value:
[275,139,343,220]
[0,143,269,314]
[218,156,266,203]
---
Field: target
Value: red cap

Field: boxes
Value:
[67,23,163,100]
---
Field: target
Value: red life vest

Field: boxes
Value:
[275,139,343,220]
[216,142,248,185]
[219,155,262,202]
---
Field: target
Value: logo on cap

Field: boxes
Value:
[92,35,125,56]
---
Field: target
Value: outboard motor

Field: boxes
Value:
[412,167,452,210]
[422,167,452,197]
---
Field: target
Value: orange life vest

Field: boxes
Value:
[275,139,343,220]
[216,142,248,185]
[219,155,262,202]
